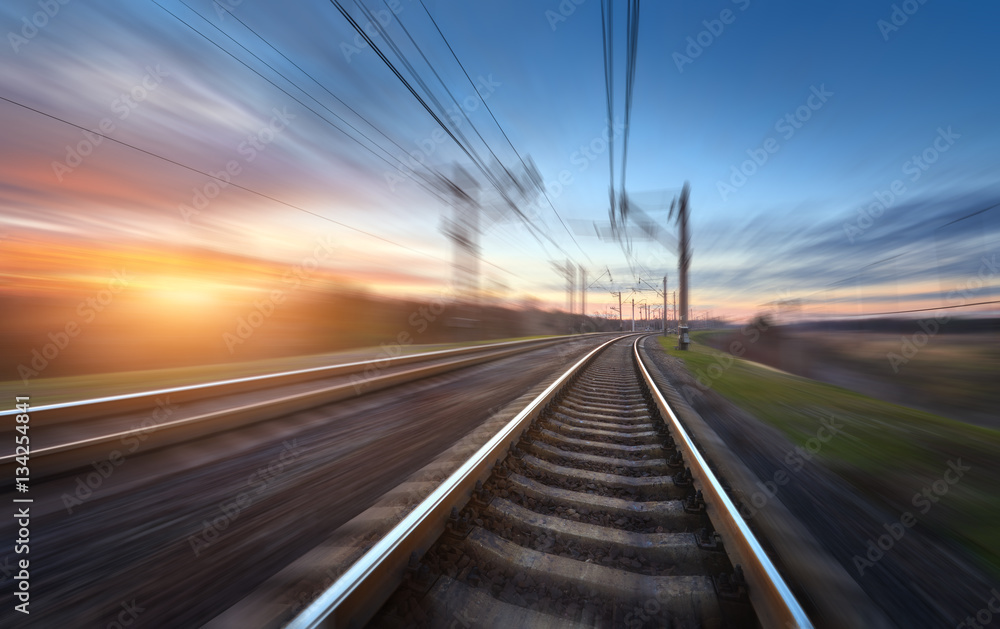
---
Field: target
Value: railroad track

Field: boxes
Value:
[1,335,607,479]
[289,335,812,628]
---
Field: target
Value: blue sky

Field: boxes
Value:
[1,0,997,319]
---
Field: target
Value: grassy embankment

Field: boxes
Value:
[658,331,1000,577]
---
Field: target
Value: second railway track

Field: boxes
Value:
[291,335,812,629]
[1,334,605,479]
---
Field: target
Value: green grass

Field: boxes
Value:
[657,333,1000,577]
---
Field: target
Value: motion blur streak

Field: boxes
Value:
[0,1,997,628]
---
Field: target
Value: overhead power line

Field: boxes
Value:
[0,95,449,263]
[329,0,582,267]
[839,300,1000,317]
[619,0,640,222]
[938,201,1000,228]
[193,0,454,198]
[150,0,453,208]
[600,0,615,227]
[416,0,592,264]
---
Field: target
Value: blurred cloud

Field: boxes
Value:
[1,0,998,318]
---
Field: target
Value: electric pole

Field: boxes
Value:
[610,291,623,331]
[673,291,676,332]
[551,260,576,318]
[570,265,576,315]
[631,299,635,332]
[670,182,691,349]
[662,275,667,336]
[579,265,586,318]
[441,166,480,308]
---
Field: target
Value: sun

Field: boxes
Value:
[142,275,232,306]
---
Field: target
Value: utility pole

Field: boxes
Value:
[579,265,586,318]
[552,260,576,318]
[440,165,482,340]
[662,275,667,336]
[670,182,691,349]
[441,166,480,308]
[570,265,576,315]
[610,291,623,331]
[631,299,635,332]
[673,291,677,331]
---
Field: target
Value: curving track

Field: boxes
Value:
[292,336,811,628]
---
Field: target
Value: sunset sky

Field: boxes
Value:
[2,0,999,321]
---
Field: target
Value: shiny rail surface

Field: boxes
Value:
[0,335,588,421]
[634,337,813,629]
[1,335,606,477]
[289,335,812,628]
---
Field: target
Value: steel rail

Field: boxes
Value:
[285,335,626,629]
[0,334,606,422]
[633,336,814,629]
[1,335,608,477]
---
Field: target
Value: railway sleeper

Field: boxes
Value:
[364,340,763,629]
[524,439,667,469]
[483,476,705,534]
[544,418,661,444]
[550,412,656,433]
[518,455,689,501]
[530,426,669,457]
[482,497,732,574]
